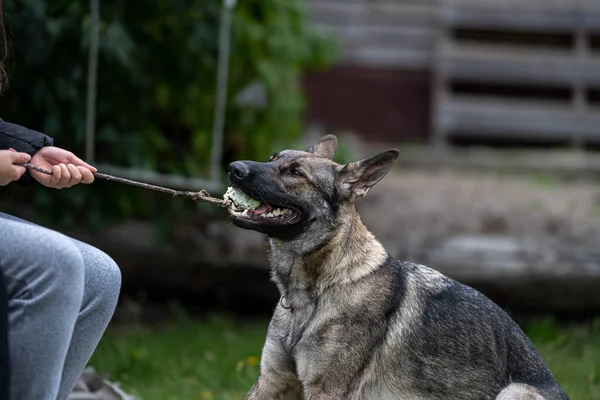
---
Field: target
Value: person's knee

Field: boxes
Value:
[83,246,122,314]
[99,251,122,308]
[42,239,86,305]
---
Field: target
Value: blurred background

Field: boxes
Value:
[1,0,600,399]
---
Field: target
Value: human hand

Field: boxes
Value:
[29,146,97,189]
[0,149,31,186]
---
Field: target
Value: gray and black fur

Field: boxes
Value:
[226,135,569,400]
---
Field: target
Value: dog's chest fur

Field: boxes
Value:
[265,232,389,349]
[266,246,318,351]
[265,239,428,393]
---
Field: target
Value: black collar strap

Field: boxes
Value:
[280,296,294,314]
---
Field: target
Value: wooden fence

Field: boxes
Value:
[307,0,437,70]
[306,0,600,147]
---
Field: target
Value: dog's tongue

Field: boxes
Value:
[252,203,271,215]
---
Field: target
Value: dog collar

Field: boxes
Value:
[280,296,294,314]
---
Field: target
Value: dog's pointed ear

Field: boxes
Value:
[338,149,399,199]
[308,134,338,160]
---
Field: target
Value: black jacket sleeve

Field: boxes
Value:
[0,119,54,185]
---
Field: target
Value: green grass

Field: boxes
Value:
[524,318,600,400]
[90,316,600,400]
[89,315,266,400]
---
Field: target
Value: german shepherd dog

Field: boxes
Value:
[224,135,569,400]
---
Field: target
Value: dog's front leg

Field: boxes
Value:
[246,378,301,400]
[245,336,301,400]
[298,360,361,400]
[296,332,369,400]
[301,383,360,400]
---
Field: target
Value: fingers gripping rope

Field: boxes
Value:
[19,163,227,207]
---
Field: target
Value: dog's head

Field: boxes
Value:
[225,135,399,242]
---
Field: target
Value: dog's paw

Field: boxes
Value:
[496,383,545,400]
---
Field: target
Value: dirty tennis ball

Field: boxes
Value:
[223,187,260,210]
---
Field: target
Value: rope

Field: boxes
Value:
[19,163,227,207]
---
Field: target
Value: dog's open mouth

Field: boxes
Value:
[223,187,301,224]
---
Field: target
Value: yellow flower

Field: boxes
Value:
[245,356,259,367]
[201,389,213,399]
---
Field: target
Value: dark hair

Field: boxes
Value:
[0,0,6,91]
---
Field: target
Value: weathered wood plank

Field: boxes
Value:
[306,1,436,69]
[437,43,600,86]
[308,0,437,4]
[308,1,436,28]
[441,0,575,13]
[582,0,600,30]
[435,96,600,140]
[339,47,430,69]
[390,146,600,177]
[328,25,435,53]
[583,56,600,87]
[440,0,579,31]
[437,42,579,85]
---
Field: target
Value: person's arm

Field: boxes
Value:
[0,119,95,189]
[0,119,54,185]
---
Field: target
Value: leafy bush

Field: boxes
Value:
[0,0,337,228]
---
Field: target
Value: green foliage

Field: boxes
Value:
[0,0,338,227]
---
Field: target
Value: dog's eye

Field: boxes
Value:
[290,166,303,177]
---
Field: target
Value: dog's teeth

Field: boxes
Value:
[264,212,274,218]
[241,209,249,217]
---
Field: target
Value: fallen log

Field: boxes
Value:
[62,220,600,314]
[401,234,600,313]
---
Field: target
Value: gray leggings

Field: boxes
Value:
[0,212,121,400]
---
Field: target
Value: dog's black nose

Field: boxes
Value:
[228,161,250,180]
